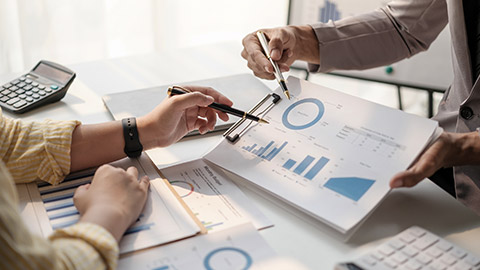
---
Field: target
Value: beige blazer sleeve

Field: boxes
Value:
[308,0,448,73]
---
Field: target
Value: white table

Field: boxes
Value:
[4,42,480,269]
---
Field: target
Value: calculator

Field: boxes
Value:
[335,226,480,270]
[0,60,75,113]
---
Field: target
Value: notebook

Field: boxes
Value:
[102,74,272,136]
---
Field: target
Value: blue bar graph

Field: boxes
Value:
[293,155,315,174]
[242,141,288,161]
[283,159,297,170]
[305,157,330,180]
[319,0,341,23]
[324,177,375,201]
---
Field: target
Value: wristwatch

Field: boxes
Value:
[122,117,143,158]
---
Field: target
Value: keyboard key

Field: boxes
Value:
[389,239,406,250]
[402,246,419,258]
[426,247,443,258]
[7,97,19,105]
[12,79,20,85]
[45,88,52,93]
[13,100,27,108]
[38,90,46,96]
[25,91,33,96]
[32,87,39,93]
[8,93,17,98]
[17,82,26,88]
[416,253,432,265]
[9,86,18,91]
[1,89,11,95]
[32,93,40,99]
[19,77,26,81]
[405,260,423,270]
[15,89,25,94]
[0,96,9,102]
[383,257,398,269]
[50,84,59,90]
[25,79,32,84]
[26,97,34,102]
[440,254,457,266]
[24,85,33,91]
[31,82,39,87]
[38,85,46,90]
[391,252,408,264]
[18,94,26,99]
[413,234,438,251]
[435,240,453,252]
[450,247,467,259]
[464,254,480,266]
[428,260,447,270]
[379,245,396,256]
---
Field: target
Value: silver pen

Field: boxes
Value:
[256,30,291,99]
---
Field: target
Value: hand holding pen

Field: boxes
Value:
[167,86,269,124]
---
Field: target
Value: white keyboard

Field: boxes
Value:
[336,226,480,270]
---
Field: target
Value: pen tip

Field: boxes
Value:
[259,118,269,124]
[285,91,291,100]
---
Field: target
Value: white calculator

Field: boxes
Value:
[335,226,480,270]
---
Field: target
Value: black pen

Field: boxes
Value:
[167,86,269,124]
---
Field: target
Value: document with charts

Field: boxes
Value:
[205,76,441,234]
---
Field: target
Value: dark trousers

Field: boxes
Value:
[428,167,456,198]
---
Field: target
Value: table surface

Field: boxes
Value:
[4,42,479,269]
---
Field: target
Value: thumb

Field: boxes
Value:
[171,92,214,111]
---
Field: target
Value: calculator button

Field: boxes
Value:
[405,259,423,270]
[50,84,59,90]
[38,85,46,90]
[454,261,473,270]
[19,77,26,81]
[32,87,39,93]
[0,96,9,103]
[31,82,39,87]
[45,88,52,93]
[391,252,408,264]
[3,83,12,88]
[379,245,396,256]
[17,82,26,88]
[9,86,18,91]
[361,256,377,266]
[12,79,20,85]
[2,89,11,95]
[428,261,448,270]
[389,239,405,250]
[13,100,27,108]
[25,91,33,96]
[7,97,19,105]
[15,89,25,94]
[8,93,17,98]
[409,227,427,238]
[38,90,46,96]
[371,250,385,261]
[25,79,32,84]
[23,85,33,91]
[26,97,34,102]
[32,93,40,99]
[18,94,26,99]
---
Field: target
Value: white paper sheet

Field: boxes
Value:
[118,223,306,270]
[205,76,439,233]
[19,154,200,254]
[160,159,272,232]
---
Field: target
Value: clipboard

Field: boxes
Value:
[223,92,282,143]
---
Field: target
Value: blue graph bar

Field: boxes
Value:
[283,159,296,170]
[324,177,375,201]
[304,157,330,180]
[263,147,277,159]
[152,266,170,270]
[256,141,273,157]
[48,209,79,220]
[293,155,315,175]
[266,142,288,161]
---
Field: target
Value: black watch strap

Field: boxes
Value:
[122,117,143,158]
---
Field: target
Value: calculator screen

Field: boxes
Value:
[33,63,72,84]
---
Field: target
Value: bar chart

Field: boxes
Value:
[282,155,330,181]
[242,140,288,161]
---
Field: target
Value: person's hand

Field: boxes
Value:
[241,25,319,80]
[137,86,233,148]
[74,165,150,242]
[390,131,479,188]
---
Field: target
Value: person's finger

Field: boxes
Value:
[253,51,273,73]
[268,33,285,61]
[242,33,271,71]
[216,110,229,122]
[170,92,214,111]
[205,108,217,131]
[126,166,139,180]
[198,107,208,118]
[73,183,90,207]
[139,176,150,192]
[194,118,209,134]
[278,63,290,73]
[182,86,233,107]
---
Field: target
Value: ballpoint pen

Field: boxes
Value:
[256,30,291,100]
[167,86,269,124]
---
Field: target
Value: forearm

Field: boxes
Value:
[70,118,158,172]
